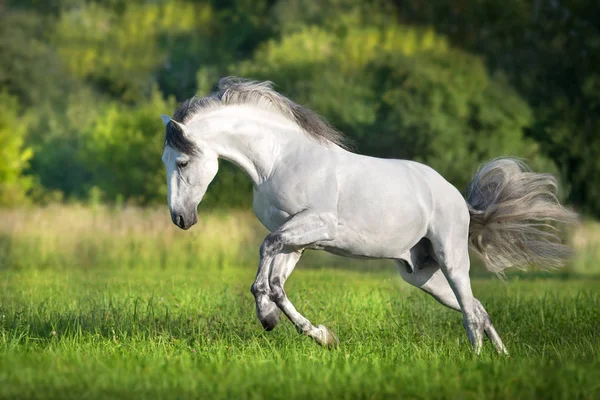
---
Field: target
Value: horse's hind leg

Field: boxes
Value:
[397,251,507,354]
[413,206,507,354]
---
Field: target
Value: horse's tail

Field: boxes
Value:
[465,158,577,273]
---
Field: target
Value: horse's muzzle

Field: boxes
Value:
[171,210,198,230]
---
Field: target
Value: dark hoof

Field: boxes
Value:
[260,308,281,331]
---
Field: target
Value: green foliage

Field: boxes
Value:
[0,9,104,201]
[84,89,175,204]
[271,0,398,34]
[0,93,33,206]
[0,11,75,107]
[394,0,600,215]
[24,83,111,201]
[52,2,216,102]
[1,0,596,212]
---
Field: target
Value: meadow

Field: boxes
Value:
[0,206,599,399]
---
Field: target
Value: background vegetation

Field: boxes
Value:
[0,0,598,213]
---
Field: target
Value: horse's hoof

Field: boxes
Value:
[315,324,339,348]
[259,307,281,331]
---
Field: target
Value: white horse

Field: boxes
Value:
[160,77,576,354]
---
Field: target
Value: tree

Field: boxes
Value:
[0,11,75,108]
[393,0,600,214]
[52,2,216,102]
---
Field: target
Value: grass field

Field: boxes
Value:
[1,207,599,399]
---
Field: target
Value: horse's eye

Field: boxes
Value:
[178,161,188,168]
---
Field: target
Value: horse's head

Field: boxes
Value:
[160,115,218,230]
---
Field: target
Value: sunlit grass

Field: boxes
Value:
[0,206,599,399]
[570,219,600,275]
[0,205,261,271]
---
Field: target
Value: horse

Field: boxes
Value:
[160,77,576,354]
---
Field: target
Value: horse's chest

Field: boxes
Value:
[252,187,292,232]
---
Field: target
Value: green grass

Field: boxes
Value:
[1,207,599,399]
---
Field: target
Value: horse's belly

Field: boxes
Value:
[308,201,428,259]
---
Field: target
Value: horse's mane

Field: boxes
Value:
[166,77,350,152]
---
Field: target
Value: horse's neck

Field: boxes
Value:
[193,106,310,186]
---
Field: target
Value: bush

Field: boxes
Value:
[0,92,33,205]
[84,88,175,204]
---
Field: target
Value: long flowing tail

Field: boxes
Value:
[465,158,578,273]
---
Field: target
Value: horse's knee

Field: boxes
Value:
[252,281,280,331]
[250,282,269,298]
[269,276,286,304]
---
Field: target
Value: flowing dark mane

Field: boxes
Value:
[165,77,350,153]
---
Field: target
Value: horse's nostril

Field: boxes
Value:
[177,215,185,228]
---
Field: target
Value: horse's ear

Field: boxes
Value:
[169,119,187,134]
[160,114,171,127]
[161,115,188,136]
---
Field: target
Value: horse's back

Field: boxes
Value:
[336,154,462,218]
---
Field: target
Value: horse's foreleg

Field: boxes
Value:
[253,211,338,347]
[269,250,338,347]
[250,253,281,331]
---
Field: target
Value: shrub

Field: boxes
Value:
[0,92,33,206]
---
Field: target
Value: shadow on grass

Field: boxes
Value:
[2,295,265,345]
